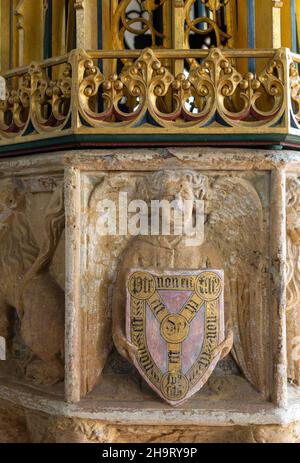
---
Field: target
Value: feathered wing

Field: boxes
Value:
[81,173,141,396]
[207,176,269,397]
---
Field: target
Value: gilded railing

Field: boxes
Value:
[0,47,300,150]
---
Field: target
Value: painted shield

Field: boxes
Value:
[126,269,225,406]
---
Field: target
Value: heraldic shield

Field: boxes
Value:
[126,269,225,406]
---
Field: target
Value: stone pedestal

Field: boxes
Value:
[0,147,299,443]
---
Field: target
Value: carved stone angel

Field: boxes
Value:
[112,171,233,373]
[111,170,269,398]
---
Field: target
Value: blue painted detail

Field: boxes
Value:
[146,112,163,127]
[23,121,35,136]
[64,116,72,129]
[79,114,93,128]
[44,0,53,59]
[271,115,284,128]
[247,0,255,48]
[132,111,161,128]
[202,114,217,127]
[195,1,207,30]
[65,0,69,42]
[290,110,300,129]
[247,0,256,73]
[215,112,232,127]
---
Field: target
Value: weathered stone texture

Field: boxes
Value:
[0,148,299,442]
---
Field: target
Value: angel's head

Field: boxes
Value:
[139,170,209,231]
[141,171,208,200]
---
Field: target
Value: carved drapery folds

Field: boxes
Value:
[0,177,65,386]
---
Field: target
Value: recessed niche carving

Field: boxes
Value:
[0,177,65,387]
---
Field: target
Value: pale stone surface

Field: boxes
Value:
[88,169,270,400]
[0,177,65,386]
[0,147,299,442]
[1,393,300,443]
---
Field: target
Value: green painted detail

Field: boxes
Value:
[0,132,300,157]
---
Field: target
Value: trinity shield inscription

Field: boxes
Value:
[126,269,225,406]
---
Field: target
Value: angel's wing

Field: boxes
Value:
[81,173,142,395]
[207,175,269,397]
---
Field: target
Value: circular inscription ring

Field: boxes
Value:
[195,271,222,301]
[160,314,190,344]
[161,373,189,401]
[128,271,156,300]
